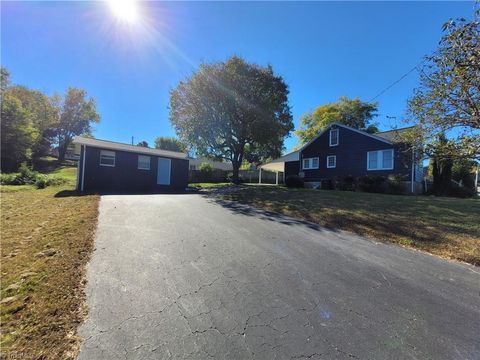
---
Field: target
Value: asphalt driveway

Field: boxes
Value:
[78,194,479,359]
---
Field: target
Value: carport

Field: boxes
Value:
[259,150,299,184]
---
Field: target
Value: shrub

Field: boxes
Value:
[198,162,214,182]
[35,174,49,189]
[0,173,19,185]
[334,175,355,191]
[357,175,386,193]
[285,175,304,188]
[386,175,406,195]
[199,162,213,173]
[448,183,476,198]
[17,163,39,184]
[1,164,69,188]
[320,179,334,190]
[46,177,67,186]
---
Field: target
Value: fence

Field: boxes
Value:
[189,169,229,183]
[239,169,284,184]
[188,169,284,184]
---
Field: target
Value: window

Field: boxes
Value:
[327,155,336,168]
[138,155,151,170]
[367,149,394,170]
[99,150,115,167]
[329,128,339,146]
[303,157,319,170]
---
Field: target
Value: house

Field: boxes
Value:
[73,136,189,192]
[264,123,423,193]
[188,157,233,171]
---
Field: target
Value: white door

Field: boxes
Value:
[157,158,171,185]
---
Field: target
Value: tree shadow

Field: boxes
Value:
[205,194,332,233]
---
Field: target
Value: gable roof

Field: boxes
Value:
[73,136,189,160]
[374,126,417,142]
[300,122,393,152]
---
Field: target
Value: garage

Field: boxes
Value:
[74,136,189,192]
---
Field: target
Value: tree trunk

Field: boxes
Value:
[57,140,68,163]
[231,160,241,184]
[432,156,453,196]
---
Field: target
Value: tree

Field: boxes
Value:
[170,56,293,183]
[1,93,38,171]
[137,140,149,147]
[154,136,186,152]
[408,9,480,160]
[1,67,10,92]
[7,86,58,158]
[53,87,100,162]
[429,134,455,195]
[296,96,378,144]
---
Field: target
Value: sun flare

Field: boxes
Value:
[108,0,139,23]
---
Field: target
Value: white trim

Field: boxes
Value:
[411,148,415,193]
[73,136,188,160]
[327,155,336,168]
[81,145,86,192]
[99,150,116,167]
[367,149,394,171]
[76,152,80,190]
[329,129,339,147]
[300,123,393,152]
[302,157,319,170]
[137,155,151,170]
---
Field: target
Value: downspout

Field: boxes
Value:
[81,145,86,192]
[411,147,415,194]
[76,150,80,190]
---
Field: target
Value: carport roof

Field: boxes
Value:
[73,136,189,159]
[260,150,299,172]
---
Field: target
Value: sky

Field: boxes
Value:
[1,1,475,153]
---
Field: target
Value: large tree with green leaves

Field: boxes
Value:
[170,56,293,182]
[408,9,480,160]
[154,136,186,152]
[52,87,100,162]
[1,94,38,171]
[296,96,378,144]
[7,86,58,158]
[0,69,39,171]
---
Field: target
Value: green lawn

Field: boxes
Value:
[189,182,233,189]
[1,165,99,359]
[223,186,480,265]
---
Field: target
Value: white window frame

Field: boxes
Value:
[367,149,394,171]
[329,128,339,147]
[137,155,151,170]
[302,157,319,170]
[327,155,336,168]
[99,150,116,167]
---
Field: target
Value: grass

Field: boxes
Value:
[1,165,99,359]
[189,182,233,189]
[223,186,480,265]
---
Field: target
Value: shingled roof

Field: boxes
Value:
[374,126,417,142]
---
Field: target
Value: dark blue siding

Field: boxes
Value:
[80,146,188,192]
[300,125,411,182]
[285,160,300,179]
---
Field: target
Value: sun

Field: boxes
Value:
[108,0,139,24]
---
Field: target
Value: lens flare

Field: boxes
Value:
[108,0,139,23]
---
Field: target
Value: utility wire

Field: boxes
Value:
[369,59,427,102]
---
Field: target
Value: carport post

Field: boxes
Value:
[275,171,279,185]
[258,168,262,184]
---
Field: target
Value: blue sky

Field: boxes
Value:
[1,1,475,153]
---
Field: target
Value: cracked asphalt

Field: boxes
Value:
[78,193,479,360]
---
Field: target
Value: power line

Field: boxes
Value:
[369,59,426,102]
